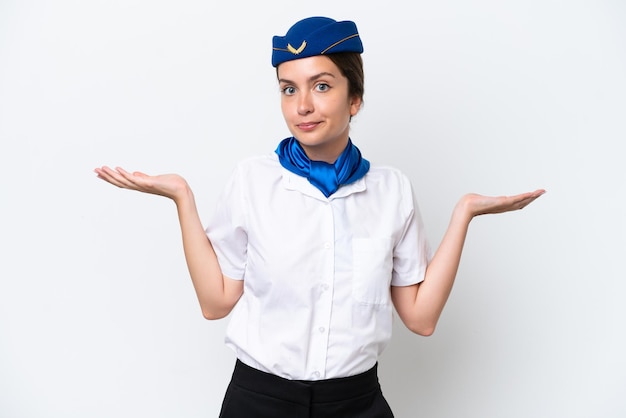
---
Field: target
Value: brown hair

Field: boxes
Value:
[326,52,365,104]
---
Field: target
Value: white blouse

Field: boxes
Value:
[206,153,431,380]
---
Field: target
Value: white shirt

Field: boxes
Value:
[206,153,431,380]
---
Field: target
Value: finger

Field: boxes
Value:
[97,166,138,189]
[515,190,545,209]
[114,167,162,194]
[512,189,543,201]
[113,167,150,189]
[95,172,127,189]
[94,166,121,184]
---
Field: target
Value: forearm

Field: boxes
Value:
[174,187,241,319]
[393,189,544,335]
[416,199,472,328]
[393,197,473,335]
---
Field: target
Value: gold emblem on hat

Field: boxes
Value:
[287,41,307,55]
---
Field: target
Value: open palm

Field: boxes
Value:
[94,166,189,201]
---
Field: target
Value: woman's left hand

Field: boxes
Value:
[461,189,546,218]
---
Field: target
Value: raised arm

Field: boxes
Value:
[94,166,243,319]
[391,189,545,336]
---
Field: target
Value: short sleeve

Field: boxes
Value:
[205,165,248,280]
[391,177,432,287]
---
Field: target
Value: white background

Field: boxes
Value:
[1,0,625,417]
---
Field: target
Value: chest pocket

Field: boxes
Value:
[352,238,393,305]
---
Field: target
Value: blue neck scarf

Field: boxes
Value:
[275,137,370,197]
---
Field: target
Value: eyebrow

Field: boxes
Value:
[278,72,337,85]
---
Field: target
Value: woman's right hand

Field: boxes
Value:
[94,166,189,202]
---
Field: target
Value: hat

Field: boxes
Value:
[272,16,363,67]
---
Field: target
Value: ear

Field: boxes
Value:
[350,95,362,117]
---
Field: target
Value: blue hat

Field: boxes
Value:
[272,17,363,67]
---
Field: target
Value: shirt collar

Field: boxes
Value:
[279,166,367,201]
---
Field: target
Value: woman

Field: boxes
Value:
[95,16,544,418]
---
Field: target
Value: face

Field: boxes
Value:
[277,55,362,163]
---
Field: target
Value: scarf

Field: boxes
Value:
[275,137,370,197]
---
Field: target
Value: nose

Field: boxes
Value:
[297,91,313,115]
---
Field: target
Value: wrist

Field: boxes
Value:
[173,181,194,206]
[453,195,476,224]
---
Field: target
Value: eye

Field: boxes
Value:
[281,86,296,96]
[315,83,330,92]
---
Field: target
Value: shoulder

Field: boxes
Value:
[230,153,281,178]
[222,153,286,198]
[362,164,417,213]
[367,163,409,178]
[365,164,413,190]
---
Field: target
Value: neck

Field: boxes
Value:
[298,138,350,164]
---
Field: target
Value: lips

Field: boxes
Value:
[297,122,320,131]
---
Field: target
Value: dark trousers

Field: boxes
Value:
[219,360,394,418]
